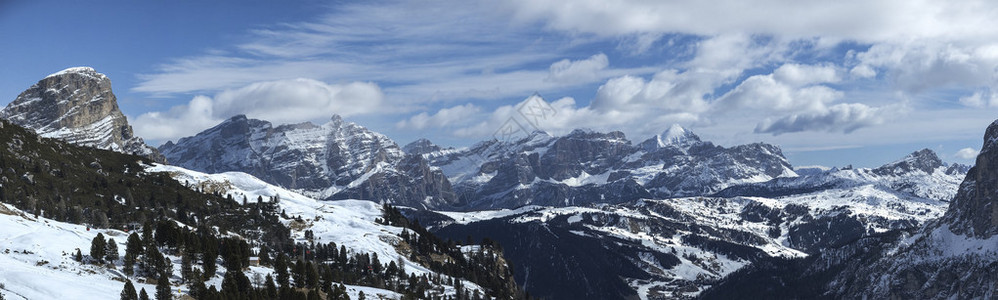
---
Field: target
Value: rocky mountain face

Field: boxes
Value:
[159,115,458,209]
[402,138,444,155]
[702,121,998,300]
[0,67,165,162]
[423,126,797,210]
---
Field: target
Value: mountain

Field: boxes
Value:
[639,123,702,151]
[717,148,968,203]
[423,125,797,210]
[159,115,459,209]
[701,121,998,299]
[419,147,968,300]
[0,67,165,162]
[402,138,445,155]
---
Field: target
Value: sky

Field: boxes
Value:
[2,0,998,168]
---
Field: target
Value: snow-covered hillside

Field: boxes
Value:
[144,164,492,298]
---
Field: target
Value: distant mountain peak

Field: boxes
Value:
[1,66,165,162]
[874,148,942,175]
[638,124,701,151]
[403,138,442,155]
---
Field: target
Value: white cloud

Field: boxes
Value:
[856,42,998,94]
[507,0,998,43]
[850,64,877,78]
[396,103,481,130]
[754,103,889,135]
[211,78,385,123]
[132,95,219,142]
[956,147,980,159]
[959,90,998,108]
[133,78,385,142]
[546,53,609,84]
[773,63,840,87]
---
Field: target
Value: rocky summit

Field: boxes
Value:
[0,67,165,162]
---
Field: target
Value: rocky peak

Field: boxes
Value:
[873,148,942,175]
[941,120,998,238]
[403,138,443,155]
[640,124,702,151]
[1,66,165,162]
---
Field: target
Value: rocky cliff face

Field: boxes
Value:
[942,121,998,238]
[160,115,458,209]
[0,67,164,162]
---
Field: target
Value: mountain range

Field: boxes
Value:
[1,66,994,300]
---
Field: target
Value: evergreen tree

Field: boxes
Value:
[120,280,138,300]
[358,291,365,300]
[275,254,290,288]
[264,274,278,299]
[74,249,83,262]
[91,233,107,264]
[203,243,218,278]
[180,252,193,283]
[139,288,149,300]
[106,238,119,267]
[155,272,171,300]
[124,232,143,275]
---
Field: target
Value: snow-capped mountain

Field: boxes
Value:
[718,148,968,203]
[0,67,164,162]
[422,125,797,210]
[159,115,458,209]
[702,121,998,299]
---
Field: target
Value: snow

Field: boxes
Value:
[0,203,157,300]
[44,67,105,80]
[143,163,490,298]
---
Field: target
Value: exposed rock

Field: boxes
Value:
[402,138,444,155]
[0,67,165,162]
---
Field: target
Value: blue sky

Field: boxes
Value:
[3,0,998,168]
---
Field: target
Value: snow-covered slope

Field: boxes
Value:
[159,115,457,209]
[144,164,493,298]
[0,67,164,162]
[0,202,399,300]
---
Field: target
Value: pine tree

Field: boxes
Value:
[139,288,149,300]
[106,238,119,267]
[275,254,290,288]
[264,274,277,299]
[75,249,83,262]
[124,232,143,275]
[180,252,193,283]
[358,291,366,300]
[155,272,171,300]
[121,280,138,300]
[91,233,107,264]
